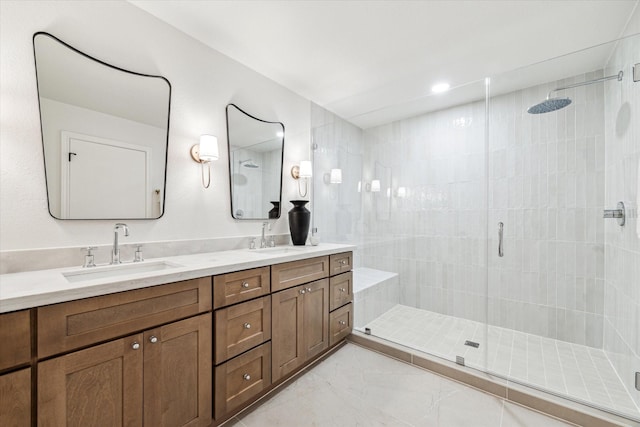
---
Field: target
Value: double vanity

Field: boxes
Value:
[0,244,354,426]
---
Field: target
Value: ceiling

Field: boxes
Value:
[130,1,638,129]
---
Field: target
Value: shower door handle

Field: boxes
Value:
[498,222,504,257]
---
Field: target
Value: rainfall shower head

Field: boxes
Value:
[527,97,572,114]
[527,70,623,115]
[240,159,259,168]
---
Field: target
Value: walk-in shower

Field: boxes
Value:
[312,32,639,423]
[527,70,624,114]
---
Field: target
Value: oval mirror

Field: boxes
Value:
[226,104,285,220]
[33,32,171,219]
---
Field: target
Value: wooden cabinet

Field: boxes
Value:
[214,342,271,419]
[272,278,329,382]
[214,296,271,364]
[213,267,270,309]
[38,313,212,427]
[0,368,31,426]
[329,252,352,276]
[329,303,353,347]
[0,310,31,371]
[271,256,329,292]
[329,271,353,312]
[38,277,212,358]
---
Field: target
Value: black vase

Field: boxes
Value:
[268,201,280,219]
[288,200,310,245]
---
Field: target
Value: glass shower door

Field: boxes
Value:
[486,34,640,421]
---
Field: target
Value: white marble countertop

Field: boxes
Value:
[0,243,355,313]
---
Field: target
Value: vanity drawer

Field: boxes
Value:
[215,296,271,364]
[38,277,212,358]
[271,256,329,292]
[329,272,353,312]
[329,303,353,347]
[0,309,31,371]
[329,252,352,276]
[214,341,271,420]
[214,266,270,309]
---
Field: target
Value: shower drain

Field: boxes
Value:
[464,340,480,348]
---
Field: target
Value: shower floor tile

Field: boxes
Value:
[363,304,640,419]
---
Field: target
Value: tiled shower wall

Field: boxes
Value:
[361,98,488,324]
[488,71,607,347]
[603,31,640,409]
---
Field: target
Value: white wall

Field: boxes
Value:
[0,1,311,251]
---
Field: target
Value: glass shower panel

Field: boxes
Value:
[347,79,491,371]
[487,34,639,421]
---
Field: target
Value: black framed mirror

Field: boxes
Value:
[226,104,285,220]
[33,32,171,219]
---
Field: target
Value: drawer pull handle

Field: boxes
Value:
[243,323,251,329]
[300,289,306,294]
[243,373,251,381]
[149,336,158,343]
[339,320,347,326]
[131,342,140,350]
[242,281,250,288]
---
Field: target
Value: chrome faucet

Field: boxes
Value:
[111,223,129,264]
[260,222,271,249]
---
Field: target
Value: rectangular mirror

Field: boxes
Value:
[226,104,284,220]
[33,32,171,219]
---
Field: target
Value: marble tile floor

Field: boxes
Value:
[363,305,640,419]
[224,343,574,427]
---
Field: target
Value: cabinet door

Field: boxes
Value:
[0,310,31,371]
[38,334,143,427]
[143,313,212,427]
[302,279,329,360]
[1,368,31,426]
[271,286,304,382]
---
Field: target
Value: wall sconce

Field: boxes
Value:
[291,160,312,197]
[191,134,219,188]
[370,180,381,192]
[396,187,407,198]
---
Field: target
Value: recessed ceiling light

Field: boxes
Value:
[431,82,450,93]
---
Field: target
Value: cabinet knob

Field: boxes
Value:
[243,323,251,329]
[242,281,250,288]
[149,336,158,343]
[340,260,348,265]
[339,320,347,326]
[243,373,251,381]
[307,287,312,292]
[339,288,346,292]
[300,289,306,294]
[131,342,140,350]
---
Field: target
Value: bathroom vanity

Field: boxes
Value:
[0,244,354,426]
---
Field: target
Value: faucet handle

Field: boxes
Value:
[81,247,97,268]
[134,245,144,262]
[249,237,256,250]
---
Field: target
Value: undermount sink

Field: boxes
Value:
[246,246,304,255]
[63,261,182,283]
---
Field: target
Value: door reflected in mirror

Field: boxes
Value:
[33,32,171,219]
[226,104,284,220]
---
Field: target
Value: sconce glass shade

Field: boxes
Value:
[371,179,381,192]
[330,168,342,184]
[299,160,312,178]
[397,187,406,198]
[199,135,219,161]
